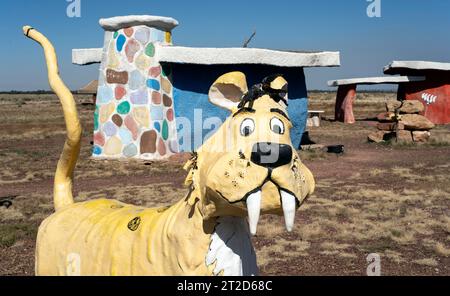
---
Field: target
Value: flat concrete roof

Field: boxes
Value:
[328,76,425,87]
[384,61,450,74]
[99,15,179,31]
[73,46,340,68]
[72,48,103,65]
[156,46,340,68]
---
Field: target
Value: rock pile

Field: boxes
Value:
[368,100,435,143]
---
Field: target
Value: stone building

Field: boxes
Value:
[73,15,340,159]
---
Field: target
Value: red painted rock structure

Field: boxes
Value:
[328,76,425,124]
[384,61,450,125]
[368,100,435,144]
[329,60,450,125]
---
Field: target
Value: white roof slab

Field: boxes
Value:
[72,46,340,67]
[328,76,425,87]
[72,48,103,65]
[99,15,179,31]
[384,61,450,74]
[156,46,340,67]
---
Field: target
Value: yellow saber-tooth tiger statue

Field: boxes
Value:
[24,26,315,276]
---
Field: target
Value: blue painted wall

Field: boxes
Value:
[167,63,308,151]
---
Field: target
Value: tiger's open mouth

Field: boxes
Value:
[216,171,300,236]
[244,186,298,236]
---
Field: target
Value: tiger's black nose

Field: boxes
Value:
[251,142,293,169]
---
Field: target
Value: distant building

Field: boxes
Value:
[328,61,450,125]
[73,15,340,159]
[384,61,450,125]
[78,80,98,95]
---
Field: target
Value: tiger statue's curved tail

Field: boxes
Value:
[23,26,81,211]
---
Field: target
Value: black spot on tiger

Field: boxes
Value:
[127,217,141,231]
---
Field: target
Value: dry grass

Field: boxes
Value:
[1,93,449,275]
[308,91,396,120]
[256,164,450,272]
[413,258,439,267]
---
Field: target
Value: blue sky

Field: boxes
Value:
[1,0,449,91]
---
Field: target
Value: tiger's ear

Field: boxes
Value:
[208,72,248,111]
[263,74,288,106]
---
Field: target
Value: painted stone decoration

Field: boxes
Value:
[151,106,164,121]
[152,92,161,104]
[124,115,139,140]
[167,108,174,121]
[103,121,117,137]
[161,77,172,94]
[147,79,160,91]
[158,138,166,156]
[154,121,161,132]
[135,27,150,44]
[117,101,131,115]
[129,70,145,90]
[94,106,99,131]
[135,53,151,71]
[140,130,157,154]
[94,132,105,146]
[163,94,172,107]
[100,102,115,123]
[115,86,126,100]
[116,35,126,52]
[124,27,134,37]
[125,39,140,63]
[112,114,123,127]
[162,120,169,140]
[108,42,120,68]
[145,43,155,57]
[104,136,122,155]
[107,69,128,84]
[132,106,150,127]
[130,89,148,105]
[93,145,102,155]
[97,86,113,104]
[149,66,161,78]
[118,128,133,145]
[123,143,138,157]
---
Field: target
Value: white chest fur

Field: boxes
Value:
[205,216,258,276]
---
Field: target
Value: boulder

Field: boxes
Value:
[377,112,396,122]
[396,130,413,143]
[412,131,431,143]
[377,122,404,131]
[368,131,395,143]
[386,100,425,114]
[386,101,401,112]
[399,114,435,131]
[399,100,425,114]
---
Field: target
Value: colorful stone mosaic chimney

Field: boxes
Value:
[93,16,179,159]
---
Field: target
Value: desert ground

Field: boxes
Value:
[0,92,449,276]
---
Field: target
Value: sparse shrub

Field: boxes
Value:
[0,223,38,248]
